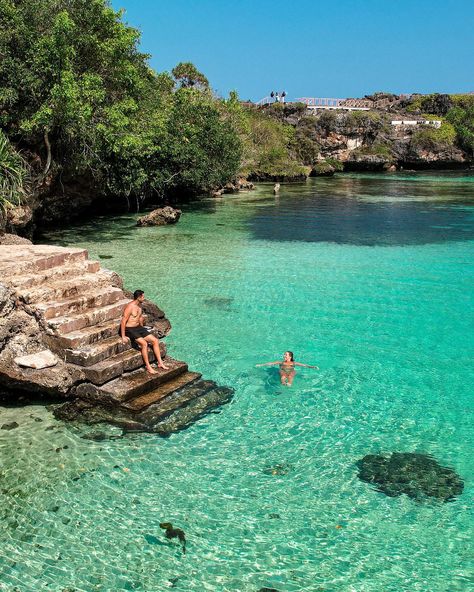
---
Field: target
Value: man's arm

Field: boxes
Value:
[120,305,132,341]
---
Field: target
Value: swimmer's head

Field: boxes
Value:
[284,351,294,361]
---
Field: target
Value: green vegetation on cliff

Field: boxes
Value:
[238,107,307,179]
[446,96,474,156]
[0,0,242,207]
[411,121,457,150]
[406,94,474,155]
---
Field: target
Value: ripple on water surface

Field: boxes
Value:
[2,173,473,591]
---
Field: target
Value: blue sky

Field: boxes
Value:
[112,0,474,101]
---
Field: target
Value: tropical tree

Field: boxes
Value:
[171,62,209,90]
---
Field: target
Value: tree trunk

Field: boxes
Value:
[42,130,52,178]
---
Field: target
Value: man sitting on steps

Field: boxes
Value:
[120,290,168,374]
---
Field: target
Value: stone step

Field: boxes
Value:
[75,357,187,403]
[19,270,115,304]
[152,386,234,436]
[123,372,202,411]
[74,344,164,385]
[65,328,164,367]
[53,320,121,349]
[66,334,132,367]
[136,379,215,423]
[54,380,233,434]
[9,260,100,290]
[37,286,123,320]
[48,298,130,335]
[0,246,88,276]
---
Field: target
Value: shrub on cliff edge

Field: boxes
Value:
[0,131,29,211]
[411,122,457,151]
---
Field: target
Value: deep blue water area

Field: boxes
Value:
[247,173,474,245]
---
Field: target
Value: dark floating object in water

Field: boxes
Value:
[1,422,19,430]
[258,588,281,592]
[262,463,292,476]
[268,513,281,519]
[160,522,186,554]
[98,254,113,259]
[356,452,464,502]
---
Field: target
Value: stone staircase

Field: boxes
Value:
[1,245,233,435]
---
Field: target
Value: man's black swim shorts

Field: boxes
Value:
[125,326,151,341]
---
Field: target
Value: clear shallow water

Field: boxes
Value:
[1,172,474,591]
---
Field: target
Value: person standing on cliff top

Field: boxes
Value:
[120,290,168,374]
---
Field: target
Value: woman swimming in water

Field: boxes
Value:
[256,351,319,386]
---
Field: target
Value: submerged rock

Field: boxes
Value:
[356,452,464,502]
[262,463,292,476]
[203,296,233,310]
[136,206,181,227]
[1,421,19,430]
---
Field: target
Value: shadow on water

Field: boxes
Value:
[249,174,474,246]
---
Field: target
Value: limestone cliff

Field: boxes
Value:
[265,102,471,175]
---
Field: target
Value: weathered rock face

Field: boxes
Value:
[356,452,464,502]
[0,245,171,400]
[267,106,472,172]
[6,205,34,233]
[136,206,182,227]
[344,153,393,171]
[0,233,33,246]
[0,281,79,398]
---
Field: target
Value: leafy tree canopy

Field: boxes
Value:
[171,62,209,90]
[0,0,241,204]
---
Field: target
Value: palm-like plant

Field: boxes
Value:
[0,131,30,211]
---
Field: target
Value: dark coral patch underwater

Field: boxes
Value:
[357,452,464,502]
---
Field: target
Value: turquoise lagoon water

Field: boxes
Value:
[1,172,473,591]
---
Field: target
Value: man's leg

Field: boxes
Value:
[136,337,157,374]
[145,335,168,369]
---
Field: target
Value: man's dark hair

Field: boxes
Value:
[133,290,144,300]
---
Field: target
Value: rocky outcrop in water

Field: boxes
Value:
[0,245,233,434]
[136,206,182,226]
[356,452,464,502]
[211,178,255,197]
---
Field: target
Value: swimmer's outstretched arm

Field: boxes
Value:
[294,362,319,369]
[255,361,281,367]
